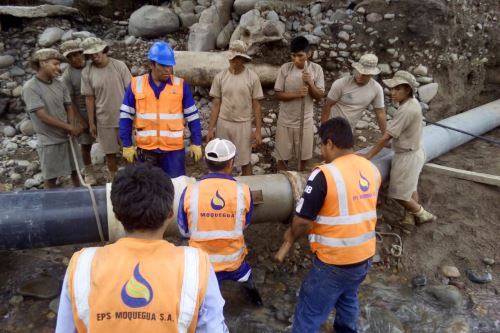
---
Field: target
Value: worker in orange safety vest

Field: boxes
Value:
[177,138,263,306]
[276,117,381,333]
[119,41,203,178]
[55,163,228,333]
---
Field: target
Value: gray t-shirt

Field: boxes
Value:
[275,62,325,128]
[22,77,71,146]
[61,64,87,120]
[327,75,385,129]
[387,97,422,152]
[81,58,131,128]
[209,67,264,122]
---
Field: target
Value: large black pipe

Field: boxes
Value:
[1,100,499,251]
[0,187,108,250]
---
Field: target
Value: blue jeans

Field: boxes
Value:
[137,148,185,178]
[292,256,372,333]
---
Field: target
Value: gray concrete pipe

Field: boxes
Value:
[362,99,500,180]
[173,51,279,87]
[0,100,499,250]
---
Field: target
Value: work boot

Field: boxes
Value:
[240,277,263,306]
[399,210,415,235]
[413,206,437,225]
[83,165,97,185]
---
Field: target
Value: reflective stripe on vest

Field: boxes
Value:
[209,246,246,264]
[73,247,98,329]
[370,162,381,194]
[72,247,201,332]
[189,182,245,239]
[133,74,185,151]
[136,130,184,138]
[315,163,377,228]
[178,247,200,333]
[136,75,145,94]
[136,113,184,120]
[309,231,376,247]
[315,211,377,225]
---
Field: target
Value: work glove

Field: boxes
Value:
[189,145,203,162]
[122,146,136,163]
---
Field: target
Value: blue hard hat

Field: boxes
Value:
[148,41,176,66]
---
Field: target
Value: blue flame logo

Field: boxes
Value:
[359,173,370,192]
[121,263,154,308]
[210,190,225,210]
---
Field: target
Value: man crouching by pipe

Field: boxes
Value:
[275,117,381,333]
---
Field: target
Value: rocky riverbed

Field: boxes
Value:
[0,1,499,332]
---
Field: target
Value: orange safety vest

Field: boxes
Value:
[131,74,185,151]
[309,154,381,265]
[66,238,209,333]
[183,177,252,272]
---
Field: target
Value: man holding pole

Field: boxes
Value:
[274,36,325,171]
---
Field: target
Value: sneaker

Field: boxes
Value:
[399,210,415,235]
[413,206,437,225]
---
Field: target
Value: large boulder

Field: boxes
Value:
[128,5,180,38]
[174,0,199,28]
[230,9,285,52]
[179,12,198,27]
[418,82,439,103]
[38,27,65,47]
[78,0,109,7]
[0,5,78,18]
[45,0,75,5]
[216,21,235,49]
[233,0,258,15]
[187,0,234,51]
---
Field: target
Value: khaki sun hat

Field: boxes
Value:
[227,40,252,61]
[32,48,66,62]
[383,70,420,92]
[205,138,237,162]
[80,37,107,55]
[352,53,381,75]
[60,40,83,58]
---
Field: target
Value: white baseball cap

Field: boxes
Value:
[205,138,236,162]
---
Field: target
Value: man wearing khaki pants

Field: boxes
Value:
[80,37,131,180]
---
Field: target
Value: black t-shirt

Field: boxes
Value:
[295,169,328,220]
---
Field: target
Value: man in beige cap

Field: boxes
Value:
[321,53,386,134]
[22,48,83,189]
[60,40,97,185]
[208,40,264,175]
[362,70,436,233]
[80,37,131,180]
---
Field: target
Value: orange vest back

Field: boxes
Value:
[67,238,209,333]
[131,74,185,151]
[183,177,251,272]
[309,154,381,265]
